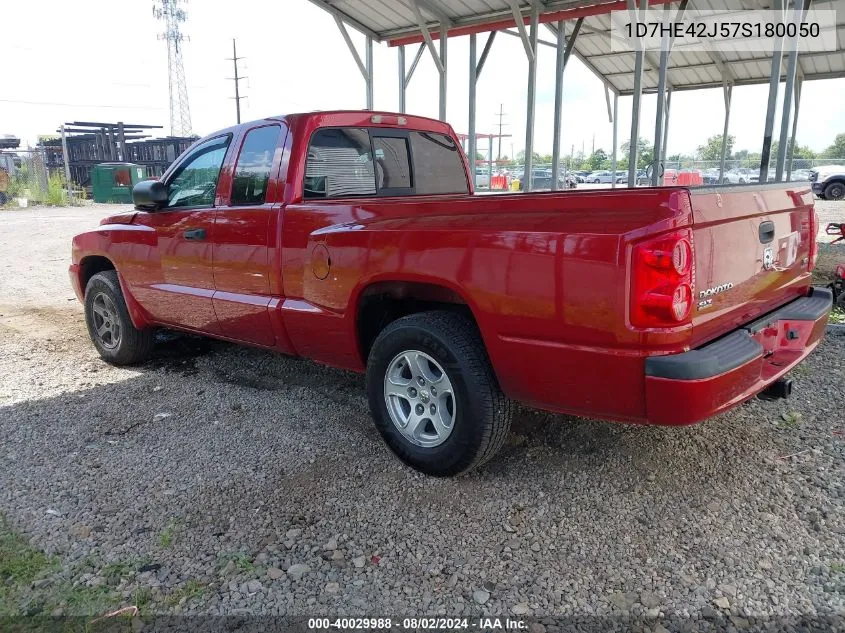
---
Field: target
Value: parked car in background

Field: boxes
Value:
[790,169,811,182]
[702,169,720,185]
[587,170,616,183]
[475,168,490,188]
[69,109,831,476]
[733,168,753,183]
[810,165,845,200]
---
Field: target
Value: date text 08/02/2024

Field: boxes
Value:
[308,618,530,630]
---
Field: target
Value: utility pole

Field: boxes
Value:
[227,38,247,124]
[494,104,508,160]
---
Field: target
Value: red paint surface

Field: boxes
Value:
[70,110,828,426]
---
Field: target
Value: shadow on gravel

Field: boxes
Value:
[142,331,217,377]
[0,332,841,618]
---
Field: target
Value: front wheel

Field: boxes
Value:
[84,271,154,365]
[824,181,845,201]
[366,311,512,476]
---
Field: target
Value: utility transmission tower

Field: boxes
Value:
[153,0,192,137]
[227,39,247,124]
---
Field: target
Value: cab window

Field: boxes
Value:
[304,128,375,199]
[231,125,280,205]
[167,135,230,208]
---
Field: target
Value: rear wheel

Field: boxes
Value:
[366,311,512,476]
[824,181,845,201]
[84,271,154,365]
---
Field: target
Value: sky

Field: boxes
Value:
[2,0,844,159]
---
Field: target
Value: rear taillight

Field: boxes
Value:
[808,208,819,271]
[630,230,695,328]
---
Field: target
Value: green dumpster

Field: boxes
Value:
[91,163,149,203]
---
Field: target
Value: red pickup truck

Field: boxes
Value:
[70,110,832,475]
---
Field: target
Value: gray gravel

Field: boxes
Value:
[1,203,844,626]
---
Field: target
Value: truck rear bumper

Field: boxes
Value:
[644,287,832,425]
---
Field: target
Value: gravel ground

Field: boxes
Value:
[0,203,844,629]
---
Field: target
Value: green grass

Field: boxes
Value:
[0,517,59,588]
[157,518,182,549]
[831,562,845,573]
[164,579,206,607]
[830,306,845,325]
[217,551,256,574]
[0,515,126,622]
[779,411,803,428]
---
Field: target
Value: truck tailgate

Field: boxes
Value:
[689,183,816,347]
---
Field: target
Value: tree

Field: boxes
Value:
[621,137,653,168]
[763,141,816,168]
[822,133,845,159]
[515,150,541,164]
[588,149,608,171]
[696,134,735,162]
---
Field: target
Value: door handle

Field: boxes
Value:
[758,220,775,244]
[183,228,206,241]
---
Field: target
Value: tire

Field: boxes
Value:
[366,311,512,476]
[824,181,845,201]
[84,271,154,365]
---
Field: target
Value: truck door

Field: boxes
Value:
[130,135,231,333]
[211,123,286,347]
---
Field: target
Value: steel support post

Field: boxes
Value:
[787,78,803,180]
[611,92,619,189]
[551,20,566,191]
[365,37,374,109]
[398,46,406,113]
[651,16,670,185]
[335,16,374,110]
[776,0,805,181]
[627,0,646,187]
[439,25,447,121]
[523,4,539,191]
[759,0,784,183]
[661,89,671,169]
[719,82,733,183]
[468,34,478,181]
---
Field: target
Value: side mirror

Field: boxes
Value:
[132,179,167,210]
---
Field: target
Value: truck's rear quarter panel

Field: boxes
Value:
[282,188,695,421]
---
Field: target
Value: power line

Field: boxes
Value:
[0,98,165,110]
[227,38,247,124]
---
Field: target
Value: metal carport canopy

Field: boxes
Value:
[309,0,845,188]
[308,0,845,94]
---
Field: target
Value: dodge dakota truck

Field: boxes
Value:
[70,110,832,476]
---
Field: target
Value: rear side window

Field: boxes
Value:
[304,128,375,198]
[410,132,469,195]
[373,136,411,190]
[231,125,279,205]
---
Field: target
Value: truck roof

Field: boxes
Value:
[204,110,455,140]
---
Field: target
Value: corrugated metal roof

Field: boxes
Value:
[309,0,845,94]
